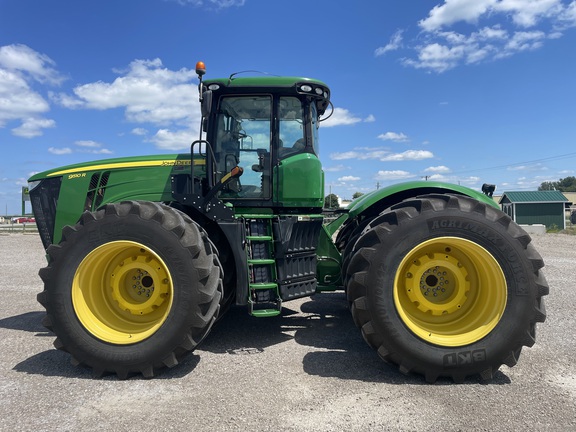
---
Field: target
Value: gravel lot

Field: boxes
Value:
[0,232,574,432]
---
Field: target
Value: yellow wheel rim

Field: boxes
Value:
[72,241,173,344]
[393,237,507,347]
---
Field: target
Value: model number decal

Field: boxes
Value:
[67,173,86,180]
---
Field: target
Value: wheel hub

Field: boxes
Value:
[72,241,174,344]
[110,254,170,316]
[394,237,507,347]
[405,252,470,316]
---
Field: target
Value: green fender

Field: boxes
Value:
[348,181,498,217]
[326,181,498,235]
[317,181,499,290]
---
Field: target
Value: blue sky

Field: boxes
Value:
[1,0,576,214]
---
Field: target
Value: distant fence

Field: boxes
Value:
[0,223,38,234]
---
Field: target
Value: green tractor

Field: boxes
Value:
[28,62,548,382]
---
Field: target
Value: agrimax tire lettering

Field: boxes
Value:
[372,266,402,340]
[87,223,127,246]
[161,246,191,287]
[429,219,500,244]
[429,218,528,295]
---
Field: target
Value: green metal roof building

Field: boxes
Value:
[499,191,570,230]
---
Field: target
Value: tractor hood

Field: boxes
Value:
[28,153,196,181]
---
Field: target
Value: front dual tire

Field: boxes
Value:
[38,201,222,378]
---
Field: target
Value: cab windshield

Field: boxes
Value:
[214,95,271,199]
[213,95,313,199]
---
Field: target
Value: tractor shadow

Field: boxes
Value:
[0,311,50,334]
[3,310,202,380]
[3,298,511,384]
[200,292,512,385]
[0,311,93,379]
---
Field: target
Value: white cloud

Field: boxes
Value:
[94,148,113,154]
[459,175,481,184]
[364,114,376,123]
[507,162,547,171]
[54,58,200,126]
[75,140,101,148]
[132,127,148,136]
[0,45,60,138]
[559,1,576,26]
[427,173,448,181]
[498,30,547,57]
[403,24,551,71]
[170,0,246,8]
[330,148,434,162]
[375,30,404,56]
[378,131,409,142]
[419,0,564,31]
[324,164,349,172]
[0,44,64,85]
[320,107,363,127]
[330,151,361,160]
[425,165,451,173]
[419,0,494,31]
[403,42,465,72]
[394,0,576,72]
[209,0,245,7]
[338,176,361,182]
[48,147,72,155]
[48,141,113,155]
[380,150,434,161]
[52,58,203,151]
[12,117,55,138]
[74,140,113,154]
[149,127,200,151]
[375,170,414,180]
[495,0,564,27]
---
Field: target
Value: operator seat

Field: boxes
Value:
[278,138,305,159]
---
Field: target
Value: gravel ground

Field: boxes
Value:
[0,232,574,432]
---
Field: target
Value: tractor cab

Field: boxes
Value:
[194,62,331,211]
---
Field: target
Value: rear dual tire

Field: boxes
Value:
[346,194,548,382]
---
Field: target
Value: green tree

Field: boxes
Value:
[324,193,339,209]
[558,176,576,192]
[538,181,558,191]
[352,192,364,199]
[539,176,576,192]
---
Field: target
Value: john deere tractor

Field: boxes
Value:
[28,62,548,382]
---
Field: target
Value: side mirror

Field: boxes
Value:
[201,90,213,118]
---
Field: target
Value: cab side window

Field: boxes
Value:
[278,97,305,159]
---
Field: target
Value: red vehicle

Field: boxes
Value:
[11,217,35,223]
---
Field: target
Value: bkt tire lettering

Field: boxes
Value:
[443,349,486,366]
